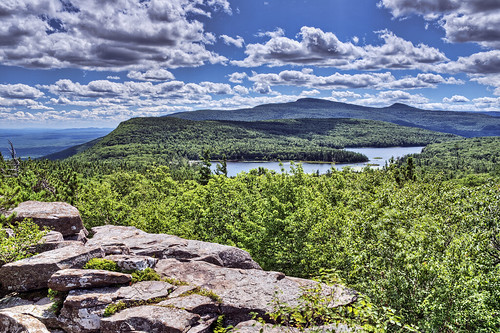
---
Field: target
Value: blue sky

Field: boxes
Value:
[1,0,499,128]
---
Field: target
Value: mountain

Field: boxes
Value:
[55,117,459,163]
[169,98,500,137]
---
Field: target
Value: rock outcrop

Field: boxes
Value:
[11,201,87,237]
[0,201,358,332]
[0,245,105,292]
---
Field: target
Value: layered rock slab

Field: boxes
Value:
[100,305,200,333]
[88,225,261,270]
[0,245,105,292]
[48,269,132,292]
[11,201,87,237]
[0,311,50,333]
[59,281,175,333]
[0,296,59,330]
[155,259,357,322]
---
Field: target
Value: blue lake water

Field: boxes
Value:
[211,146,425,177]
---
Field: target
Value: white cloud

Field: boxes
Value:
[127,69,175,81]
[0,0,230,71]
[331,90,362,100]
[379,0,500,49]
[228,72,249,83]
[232,27,447,71]
[438,50,500,74]
[443,95,470,103]
[220,35,245,48]
[233,85,249,95]
[248,70,462,90]
[0,84,44,99]
[353,90,430,107]
[106,76,120,80]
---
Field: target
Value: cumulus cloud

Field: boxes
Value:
[379,0,500,48]
[233,26,363,67]
[248,70,462,90]
[351,30,448,70]
[438,50,500,74]
[443,95,470,103]
[0,84,44,99]
[0,0,231,71]
[232,27,447,70]
[233,85,249,95]
[252,82,273,95]
[353,90,430,107]
[220,35,245,48]
[331,90,362,100]
[127,69,175,81]
[228,72,249,83]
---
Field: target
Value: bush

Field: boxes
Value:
[83,258,120,272]
[0,219,47,266]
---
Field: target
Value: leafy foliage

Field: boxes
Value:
[264,285,418,332]
[0,219,47,266]
[130,267,161,284]
[83,258,121,272]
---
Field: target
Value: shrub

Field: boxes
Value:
[0,219,47,266]
[83,258,120,272]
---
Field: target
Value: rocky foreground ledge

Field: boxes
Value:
[0,201,357,332]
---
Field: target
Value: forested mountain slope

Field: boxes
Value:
[170,98,500,137]
[409,136,500,175]
[61,117,458,163]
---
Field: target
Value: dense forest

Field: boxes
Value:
[48,117,458,164]
[171,98,500,137]
[1,135,499,331]
[407,137,500,177]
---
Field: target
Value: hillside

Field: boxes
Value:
[170,98,500,137]
[62,116,459,164]
[410,136,500,175]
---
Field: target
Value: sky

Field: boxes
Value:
[1,0,500,128]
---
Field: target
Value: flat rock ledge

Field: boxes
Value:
[48,269,132,292]
[0,202,358,332]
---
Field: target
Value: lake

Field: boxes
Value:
[210,146,425,177]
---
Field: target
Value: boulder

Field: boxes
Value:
[30,231,83,254]
[0,311,50,332]
[88,225,261,270]
[48,269,132,291]
[11,201,86,237]
[158,294,219,315]
[0,245,105,292]
[42,231,64,243]
[104,254,158,271]
[59,281,175,333]
[155,259,357,322]
[100,305,200,333]
[0,296,59,329]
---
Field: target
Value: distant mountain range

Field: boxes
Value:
[169,98,500,137]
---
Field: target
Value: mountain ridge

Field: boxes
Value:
[168,98,500,137]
